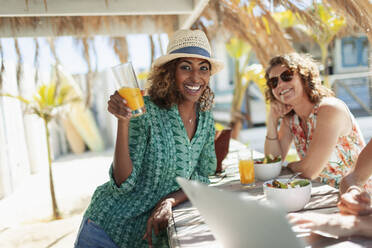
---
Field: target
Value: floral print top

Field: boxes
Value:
[289,101,367,189]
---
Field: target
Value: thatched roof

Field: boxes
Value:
[194,0,371,67]
[326,0,372,43]
[0,0,210,37]
[0,16,178,38]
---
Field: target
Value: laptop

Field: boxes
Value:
[176,177,306,248]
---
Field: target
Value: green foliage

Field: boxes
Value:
[226,37,271,127]
[226,38,253,118]
[272,10,299,29]
[309,4,345,46]
[0,93,30,105]
[2,80,81,122]
[226,37,252,60]
[0,66,82,220]
[305,4,345,87]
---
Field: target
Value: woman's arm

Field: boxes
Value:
[264,101,294,159]
[358,215,372,237]
[337,140,372,215]
[288,212,372,238]
[107,91,135,186]
[340,139,372,194]
[143,189,188,246]
[338,186,372,215]
[288,102,349,179]
[112,119,134,186]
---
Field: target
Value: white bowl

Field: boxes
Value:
[254,160,282,181]
[263,179,312,212]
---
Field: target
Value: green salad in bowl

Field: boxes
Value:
[263,178,312,212]
[254,154,281,164]
[266,179,310,189]
[253,155,282,181]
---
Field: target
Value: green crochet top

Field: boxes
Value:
[84,96,217,247]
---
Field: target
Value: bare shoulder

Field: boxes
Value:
[317,98,352,134]
[318,97,349,117]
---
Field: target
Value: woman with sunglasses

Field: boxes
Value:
[264,53,365,188]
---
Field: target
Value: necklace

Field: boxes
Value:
[189,118,193,124]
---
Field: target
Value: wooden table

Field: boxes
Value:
[167,140,372,248]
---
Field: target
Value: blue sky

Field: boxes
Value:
[0,33,169,76]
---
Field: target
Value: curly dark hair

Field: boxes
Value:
[265,53,334,105]
[147,59,214,111]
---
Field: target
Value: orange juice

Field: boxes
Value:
[118,87,145,111]
[239,159,255,185]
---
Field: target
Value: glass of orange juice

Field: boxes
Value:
[112,62,145,117]
[238,149,255,187]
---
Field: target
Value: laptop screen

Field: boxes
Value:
[177,177,305,248]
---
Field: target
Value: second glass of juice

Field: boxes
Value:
[112,62,145,117]
[238,149,255,187]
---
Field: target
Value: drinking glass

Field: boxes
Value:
[112,62,145,117]
[238,149,255,187]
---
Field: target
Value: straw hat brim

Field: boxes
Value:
[152,53,224,75]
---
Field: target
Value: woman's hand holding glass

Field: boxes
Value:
[338,186,372,216]
[107,91,133,122]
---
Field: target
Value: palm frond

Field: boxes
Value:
[0,92,30,104]
[326,0,372,43]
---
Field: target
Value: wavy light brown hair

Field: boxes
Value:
[147,58,214,111]
[265,53,334,105]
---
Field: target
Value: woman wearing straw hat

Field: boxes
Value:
[74,29,223,248]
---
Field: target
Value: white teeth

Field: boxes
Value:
[185,85,201,91]
[280,89,291,95]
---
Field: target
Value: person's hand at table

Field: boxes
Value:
[143,199,173,247]
[338,186,372,216]
[288,212,358,238]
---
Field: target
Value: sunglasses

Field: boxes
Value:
[267,70,294,89]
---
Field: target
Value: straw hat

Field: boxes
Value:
[152,29,224,75]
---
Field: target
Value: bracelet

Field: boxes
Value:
[266,135,278,140]
[347,185,363,193]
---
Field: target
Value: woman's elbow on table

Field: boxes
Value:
[306,173,320,181]
[299,169,319,181]
[289,162,320,181]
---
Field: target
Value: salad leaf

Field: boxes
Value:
[263,154,281,163]
[270,179,309,189]
[290,179,310,188]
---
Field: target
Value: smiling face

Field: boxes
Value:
[175,57,211,104]
[268,64,305,104]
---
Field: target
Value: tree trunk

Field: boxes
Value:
[230,60,243,138]
[244,85,253,128]
[231,118,242,140]
[320,45,330,88]
[43,118,61,220]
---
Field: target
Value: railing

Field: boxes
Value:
[330,71,372,116]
